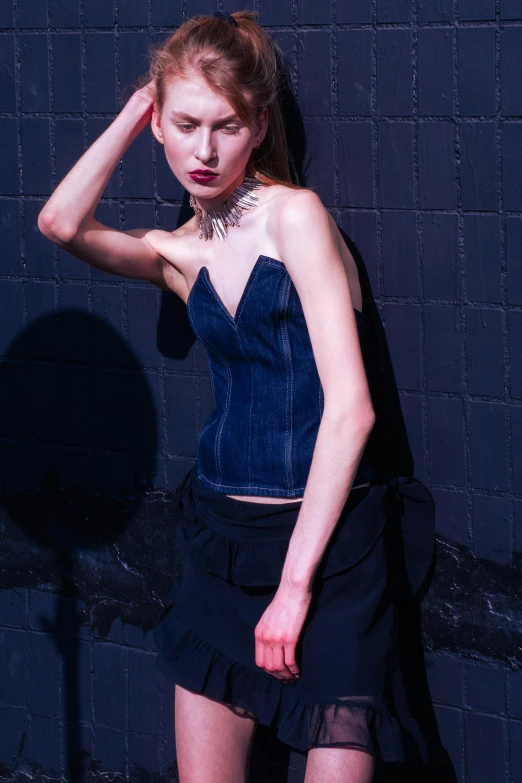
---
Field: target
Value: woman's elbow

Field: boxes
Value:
[37,209,76,245]
[352,405,376,435]
[325,400,376,434]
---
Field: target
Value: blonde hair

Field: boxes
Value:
[136,10,303,188]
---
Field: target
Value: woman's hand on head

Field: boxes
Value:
[128,79,158,118]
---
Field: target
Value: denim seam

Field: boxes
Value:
[280,274,294,491]
[248,348,254,488]
[196,472,307,495]
[233,327,250,486]
[214,355,232,485]
[243,262,285,489]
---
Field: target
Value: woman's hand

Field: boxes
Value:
[254,583,313,682]
[129,79,157,113]
[125,79,158,130]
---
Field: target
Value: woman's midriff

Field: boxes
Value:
[225,481,372,504]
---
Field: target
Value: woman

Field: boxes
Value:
[38,10,434,782]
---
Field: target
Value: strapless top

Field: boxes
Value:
[186,254,376,497]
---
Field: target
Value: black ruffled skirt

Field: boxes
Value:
[153,466,435,763]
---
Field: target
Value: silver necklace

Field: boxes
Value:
[189,175,266,242]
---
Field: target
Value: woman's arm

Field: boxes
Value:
[37,82,182,294]
[277,191,376,591]
[254,190,375,682]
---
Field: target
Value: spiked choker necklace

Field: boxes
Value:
[189,175,266,241]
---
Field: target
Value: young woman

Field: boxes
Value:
[38,10,433,783]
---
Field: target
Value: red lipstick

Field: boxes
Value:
[189,169,218,183]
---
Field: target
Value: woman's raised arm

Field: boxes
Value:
[37,82,180,293]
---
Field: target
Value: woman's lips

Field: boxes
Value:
[189,172,219,183]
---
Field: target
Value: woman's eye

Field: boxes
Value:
[176,124,240,135]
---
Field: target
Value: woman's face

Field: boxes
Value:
[151,70,267,199]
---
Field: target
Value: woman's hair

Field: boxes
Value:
[136,10,302,188]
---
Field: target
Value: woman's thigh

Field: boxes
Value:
[174,683,258,783]
[304,746,375,783]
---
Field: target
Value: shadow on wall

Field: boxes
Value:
[339,228,415,482]
[334,231,456,783]
[0,311,161,782]
[0,309,158,525]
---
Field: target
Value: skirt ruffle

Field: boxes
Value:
[154,466,435,764]
[154,582,429,762]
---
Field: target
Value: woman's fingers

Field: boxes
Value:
[131,79,157,111]
[283,644,301,678]
[255,634,300,681]
[271,644,297,681]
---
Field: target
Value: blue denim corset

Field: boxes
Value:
[187,254,376,497]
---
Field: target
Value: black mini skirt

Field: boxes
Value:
[153,466,435,763]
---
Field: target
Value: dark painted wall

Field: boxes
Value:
[0,2,521,782]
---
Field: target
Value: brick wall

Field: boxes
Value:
[0,2,520,782]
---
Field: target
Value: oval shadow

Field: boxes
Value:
[0,310,157,552]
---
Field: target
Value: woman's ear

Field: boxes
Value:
[255,106,269,145]
[150,106,164,146]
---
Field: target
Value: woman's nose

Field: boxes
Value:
[195,132,216,164]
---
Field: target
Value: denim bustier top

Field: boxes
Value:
[187,254,376,497]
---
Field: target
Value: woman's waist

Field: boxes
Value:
[191,470,303,541]
[189,469,374,543]
[224,480,372,504]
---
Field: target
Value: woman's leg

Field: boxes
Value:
[304,746,375,783]
[174,684,259,783]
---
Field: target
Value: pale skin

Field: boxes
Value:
[38,71,376,783]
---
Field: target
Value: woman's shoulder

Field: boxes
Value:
[264,185,340,248]
[263,184,326,241]
[264,185,329,232]
[263,183,319,211]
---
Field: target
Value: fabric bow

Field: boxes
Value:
[382,475,436,599]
